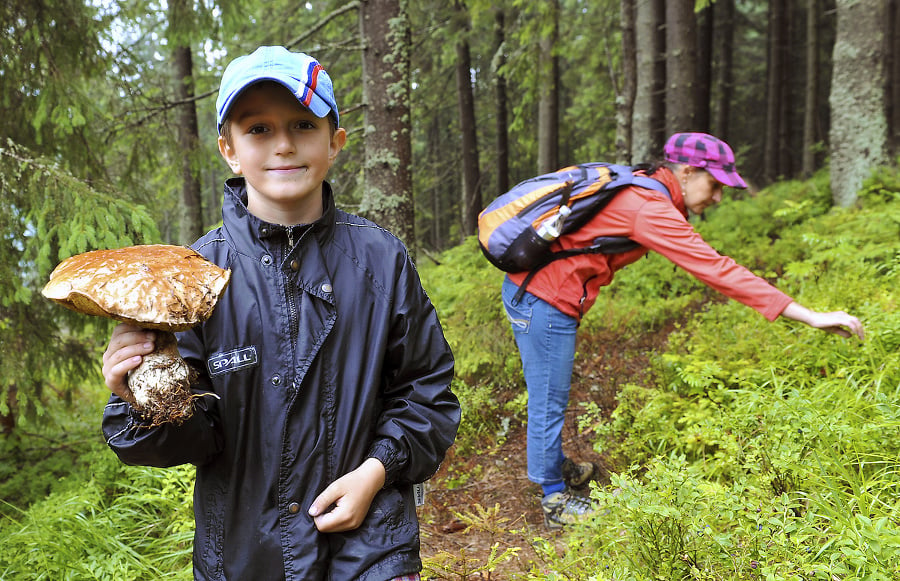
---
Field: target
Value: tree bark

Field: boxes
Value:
[632,0,665,163]
[888,0,900,157]
[453,1,482,238]
[169,0,203,244]
[829,0,889,207]
[494,8,510,195]
[712,0,735,140]
[802,0,820,177]
[764,0,788,183]
[695,3,714,134]
[427,114,446,250]
[537,0,560,174]
[359,0,415,245]
[616,0,637,164]
[665,0,697,135]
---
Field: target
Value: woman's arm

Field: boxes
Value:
[780,301,865,339]
[629,198,864,338]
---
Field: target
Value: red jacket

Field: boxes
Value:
[507,167,793,321]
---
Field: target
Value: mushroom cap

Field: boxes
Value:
[42,244,231,331]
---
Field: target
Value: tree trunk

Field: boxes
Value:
[712,0,735,140]
[537,0,560,174]
[632,0,665,163]
[616,0,637,164]
[764,0,788,183]
[494,8,510,195]
[169,0,203,244]
[665,0,697,135]
[453,1,481,238]
[359,0,415,246]
[695,3,714,134]
[427,114,445,250]
[888,0,900,157]
[802,0,820,177]
[829,0,889,207]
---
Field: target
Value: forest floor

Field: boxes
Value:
[418,321,678,579]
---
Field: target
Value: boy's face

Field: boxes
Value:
[218,82,346,225]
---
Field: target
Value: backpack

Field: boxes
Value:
[477,162,670,301]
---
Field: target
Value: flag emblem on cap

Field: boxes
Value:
[299,62,324,109]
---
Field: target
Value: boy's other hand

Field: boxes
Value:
[102,323,157,404]
[309,457,386,533]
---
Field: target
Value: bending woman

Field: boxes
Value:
[501,132,864,529]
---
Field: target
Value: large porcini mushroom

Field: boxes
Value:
[42,244,231,425]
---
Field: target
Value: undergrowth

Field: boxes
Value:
[1,166,898,579]
[417,166,900,579]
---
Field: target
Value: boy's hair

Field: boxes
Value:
[216,46,340,138]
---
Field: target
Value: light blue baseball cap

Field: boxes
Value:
[216,46,339,133]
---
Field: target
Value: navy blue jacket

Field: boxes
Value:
[102,178,460,580]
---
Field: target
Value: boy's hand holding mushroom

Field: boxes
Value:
[102,324,163,404]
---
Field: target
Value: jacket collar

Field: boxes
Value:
[652,167,689,218]
[221,177,337,251]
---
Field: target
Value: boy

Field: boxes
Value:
[101,46,460,580]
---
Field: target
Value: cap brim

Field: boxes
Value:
[708,167,748,189]
[217,74,333,131]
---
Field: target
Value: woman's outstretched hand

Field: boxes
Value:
[781,302,865,340]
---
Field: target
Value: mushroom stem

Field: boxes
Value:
[127,331,197,425]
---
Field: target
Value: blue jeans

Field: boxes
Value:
[501,276,578,487]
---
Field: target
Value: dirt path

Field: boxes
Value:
[418,322,677,578]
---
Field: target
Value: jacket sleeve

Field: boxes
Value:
[101,330,225,468]
[366,253,460,486]
[630,197,794,321]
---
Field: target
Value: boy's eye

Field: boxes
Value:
[295,120,315,130]
[247,125,269,135]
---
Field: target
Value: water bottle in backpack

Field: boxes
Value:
[536,205,572,241]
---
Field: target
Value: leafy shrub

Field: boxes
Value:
[560,166,900,579]
[0,450,195,580]
[583,252,709,335]
[418,237,520,386]
[4,167,899,579]
[418,238,527,452]
[562,454,900,579]
[0,383,112,519]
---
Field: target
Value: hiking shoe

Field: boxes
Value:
[561,458,599,489]
[541,487,594,529]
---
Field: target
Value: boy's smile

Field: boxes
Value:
[218,81,346,225]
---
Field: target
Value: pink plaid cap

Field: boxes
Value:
[664,132,748,188]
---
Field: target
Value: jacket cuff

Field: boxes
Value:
[367,438,404,487]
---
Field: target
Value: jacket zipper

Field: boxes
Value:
[579,275,597,320]
[284,226,299,364]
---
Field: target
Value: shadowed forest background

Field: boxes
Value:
[2,0,900,578]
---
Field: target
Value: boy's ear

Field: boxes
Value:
[329,128,347,166]
[218,135,242,175]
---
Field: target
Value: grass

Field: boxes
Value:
[1,167,899,579]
